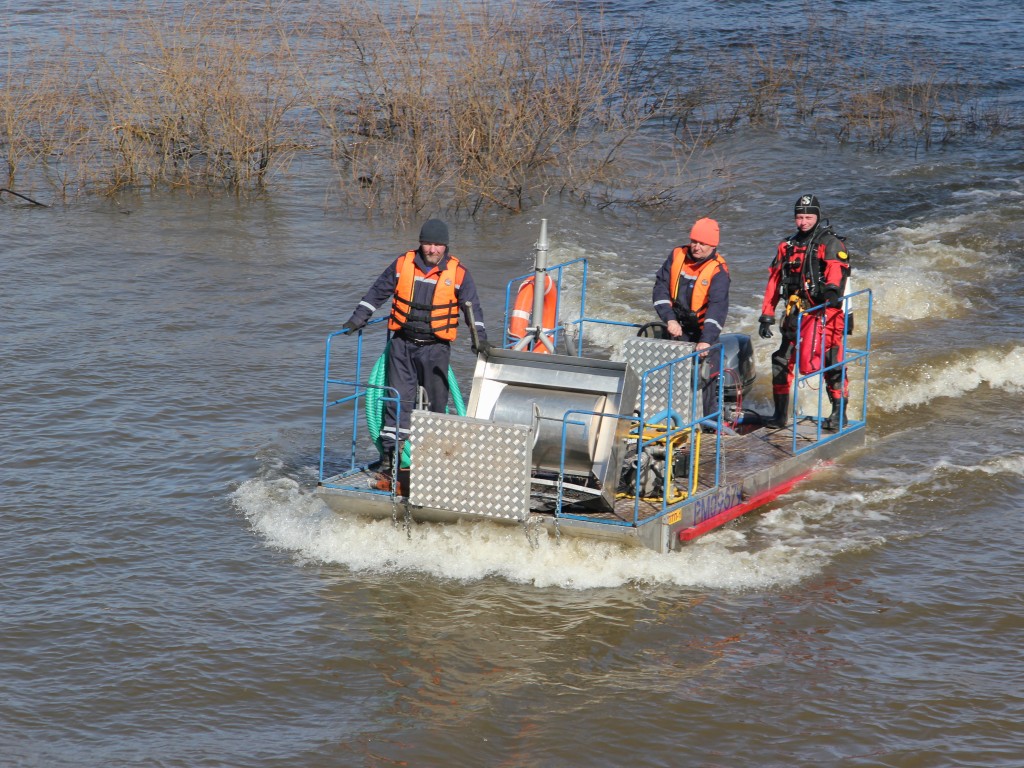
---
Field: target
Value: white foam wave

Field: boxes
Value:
[977,454,1024,477]
[232,477,855,591]
[754,484,897,537]
[931,455,1024,479]
[860,263,961,322]
[951,185,1024,204]
[847,454,1024,506]
[878,213,983,250]
[860,212,1012,324]
[847,464,935,494]
[856,242,973,324]
[873,345,1024,412]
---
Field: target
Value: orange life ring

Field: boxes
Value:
[507,274,558,353]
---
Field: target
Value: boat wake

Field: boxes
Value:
[858,209,1016,329]
[872,344,1024,413]
[232,476,881,592]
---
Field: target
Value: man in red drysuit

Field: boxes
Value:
[758,195,851,430]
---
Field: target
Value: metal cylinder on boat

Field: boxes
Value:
[490,385,608,476]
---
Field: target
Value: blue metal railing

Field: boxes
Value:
[502,257,589,354]
[318,317,403,489]
[791,288,873,454]
[548,342,726,527]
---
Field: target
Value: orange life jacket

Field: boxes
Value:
[507,274,557,353]
[668,246,728,327]
[388,251,462,341]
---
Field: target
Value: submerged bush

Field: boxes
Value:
[0,0,1011,216]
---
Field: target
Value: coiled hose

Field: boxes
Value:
[365,341,466,468]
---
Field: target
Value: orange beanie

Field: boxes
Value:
[689,217,720,247]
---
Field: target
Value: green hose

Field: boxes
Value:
[365,340,466,468]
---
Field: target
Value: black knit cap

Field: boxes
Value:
[419,218,449,245]
[794,194,821,215]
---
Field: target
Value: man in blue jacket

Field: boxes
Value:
[652,217,731,422]
[343,219,488,472]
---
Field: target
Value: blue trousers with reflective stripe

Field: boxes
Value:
[381,335,452,454]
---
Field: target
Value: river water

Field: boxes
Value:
[3,1,1024,766]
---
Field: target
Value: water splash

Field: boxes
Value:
[873,345,1024,412]
[859,209,1018,325]
[232,477,858,591]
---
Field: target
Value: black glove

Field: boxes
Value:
[341,320,360,334]
[822,288,842,309]
[758,314,775,339]
[471,340,492,356]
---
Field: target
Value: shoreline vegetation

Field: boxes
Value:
[0,1,1013,219]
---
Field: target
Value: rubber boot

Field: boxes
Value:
[370,448,393,472]
[768,393,789,428]
[823,395,844,432]
[370,449,395,491]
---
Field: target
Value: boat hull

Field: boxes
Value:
[316,421,865,553]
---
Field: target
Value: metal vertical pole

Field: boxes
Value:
[532,219,551,351]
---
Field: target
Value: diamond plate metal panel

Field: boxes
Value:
[408,411,533,520]
[619,337,696,424]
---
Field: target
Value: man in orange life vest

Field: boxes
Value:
[652,217,731,421]
[758,194,850,430]
[342,219,488,468]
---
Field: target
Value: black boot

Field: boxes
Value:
[823,396,844,432]
[369,449,394,472]
[767,393,789,428]
[368,449,396,491]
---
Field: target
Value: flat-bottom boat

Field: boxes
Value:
[316,221,871,553]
